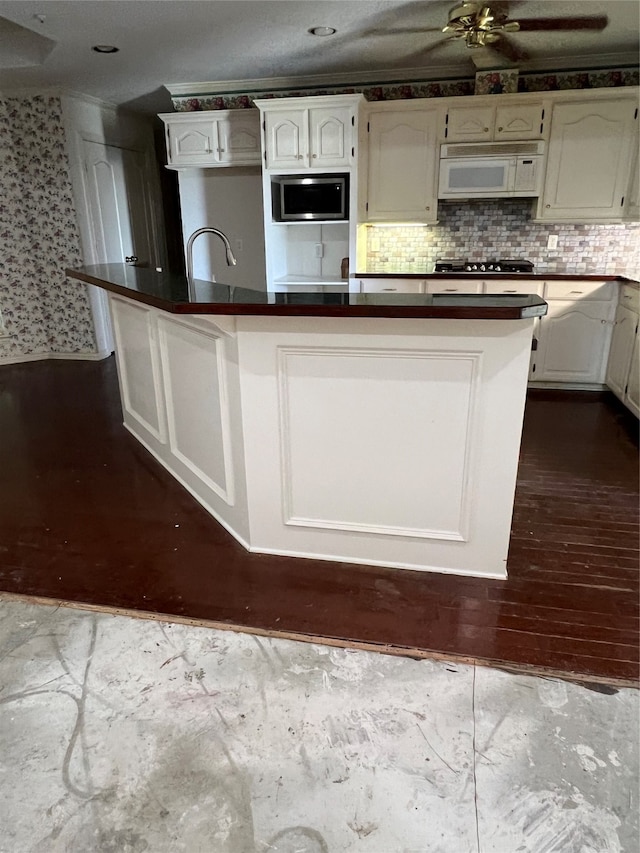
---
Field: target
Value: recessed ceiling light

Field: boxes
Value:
[309,26,336,37]
[92,44,119,53]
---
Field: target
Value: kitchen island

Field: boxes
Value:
[67,264,547,579]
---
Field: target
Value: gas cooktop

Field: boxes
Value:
[434,259,535,274]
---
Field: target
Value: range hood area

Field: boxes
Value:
[438,141,545,199]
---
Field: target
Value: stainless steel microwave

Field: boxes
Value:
[273,175,349,221]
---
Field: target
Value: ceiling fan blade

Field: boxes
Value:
[515,15,608,32]
[396,37,460,65]
[488,34,530,63]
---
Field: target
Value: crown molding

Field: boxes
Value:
[164,52,639,99]
[164,63,473,97]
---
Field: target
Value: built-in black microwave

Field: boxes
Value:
[272,174,349,221]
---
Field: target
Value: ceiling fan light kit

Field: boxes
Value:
[438,1,608,65]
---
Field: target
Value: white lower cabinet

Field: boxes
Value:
[531,281,617,385]
[606,285,640,416]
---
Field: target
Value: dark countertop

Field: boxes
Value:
[355,272,640,282]
[66,264,548,320]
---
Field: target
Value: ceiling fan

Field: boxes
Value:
[371,2,609,65]
[439,2,608,61]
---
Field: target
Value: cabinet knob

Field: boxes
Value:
[425,205,430,210]
[297,154,303,159]
[484,127,489,132]
[545,204,550,208]
[497,126,503,131]
[312,153,317,158]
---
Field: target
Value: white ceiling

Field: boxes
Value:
[0,0,638,113]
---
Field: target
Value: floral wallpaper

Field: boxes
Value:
[170,67,639,111]
[0,95,96,362]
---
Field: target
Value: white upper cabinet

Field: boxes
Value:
[159,110,261,168]
[364,102,441,223]
[536,97,638,222]
[444,100,544,142]
[255,94,363,171]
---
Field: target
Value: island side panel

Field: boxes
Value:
[108,294,251,545]
[238,316,534,578]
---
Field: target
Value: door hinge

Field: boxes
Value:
[532,363,536,373]
[365,201,369,211]
[351,116,355,126]
[351,146,354,157]
[621,196,625,207]
[531,337,538,351]
[367,121,370,132]
[262,120,265,131]
[634,107,638,120]
[263,151,266,162]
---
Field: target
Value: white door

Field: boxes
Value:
[606,303,638,401]
[626,331,640,417]
[308,106,351,167]
[264,110,308,169]
[536,300,613,384]
[83,140,157,352]
[539,99,636,221]
[366,108,439,221]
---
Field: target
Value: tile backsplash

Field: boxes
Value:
[365,200,640,278]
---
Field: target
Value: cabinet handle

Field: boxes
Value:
[443,288,458,292]
[569,290,583,294]
[504,289,517,293]
[382,288,397,291]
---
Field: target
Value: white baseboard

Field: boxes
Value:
[0,349,112,366]
[528,381,607,391]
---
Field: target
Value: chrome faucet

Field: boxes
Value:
[186,227,237,289]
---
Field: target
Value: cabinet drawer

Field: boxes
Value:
[483,279,544,296]
[359,278,425,293]
[543,281,615,301]
[620,284,640,314]
[427,280,483,294]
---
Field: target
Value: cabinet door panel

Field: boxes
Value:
[367,109,438,221]
[217,114,261,165]
[446,105,494,141]
[265,111,307,169]
[626,332,640,417]
[494,104,544,140]
[536,300,612,383]
[167,120,218,165]
[606,303,638,400]
[309,107,351,167]
[540,100,636,221]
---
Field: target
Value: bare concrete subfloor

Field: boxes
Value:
[0,597,637,853]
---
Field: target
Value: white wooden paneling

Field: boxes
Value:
[277,346,479,540]
[239,316,534,578]
[110,297,165,441]
[158,317,235,505]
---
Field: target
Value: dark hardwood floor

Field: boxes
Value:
[0,358,638,684]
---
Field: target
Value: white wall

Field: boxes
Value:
[177,167,266,289]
